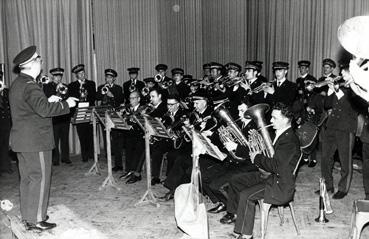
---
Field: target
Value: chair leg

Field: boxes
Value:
[278,206,284,225]
[259,199,271,239]
[289,202,300,235]
[349,202,356,239]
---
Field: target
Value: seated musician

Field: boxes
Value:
[96,69,125,171]
[219,103,300,239]
[161,89,217,200]
[124,87,168,184]
[205,99,259,214]
[120,90,146,183]
[150,94,189,185]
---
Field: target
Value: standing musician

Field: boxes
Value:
[295,60,317,107]
[162,89,217,200]
[263,61,297,107]
[240,61,266,105]
[121,90,146,184]
[224,62,247,116]
[318,63,359,199]
[96,68,124,108]
[150,94,188,186]
[42,67,72,165]
[316,58,338,96]
[68,64,96,162]
[205,100,259,214]
[123,67,145,103]
[170,68,190,100]
[219,103,300,239]
[0,70,12,174]
[9,46,78,231]
[96,68,124,171]
[202,63,211,82]
[141,77,156,105]
[208,62,227,101]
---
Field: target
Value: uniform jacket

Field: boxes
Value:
[9,73,70,152]
[324,87,358,133]
[249,78,266,105]
[316,74,338,95]
[123,79,145,103]
[149,101,167,119]
[266,80,297,106]
[96,83,124,108]
[254,127,300,205]
[68,79,96,106]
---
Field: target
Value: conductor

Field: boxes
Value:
[9,46,78,232]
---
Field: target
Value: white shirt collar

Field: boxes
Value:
[300,73,308,78]
[273,125,291,145]
[277,78,286,86]
[249,78,258,85]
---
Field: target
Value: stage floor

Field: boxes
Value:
[1,154,369,239]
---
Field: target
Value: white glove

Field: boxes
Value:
[48,95,62,103]
[224,141,238,151]
[66,97,79,108]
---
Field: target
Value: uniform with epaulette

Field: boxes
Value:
[0,85,12,174]
[42,67,72,165]
[9,46,73,231]
[68,64,96,162]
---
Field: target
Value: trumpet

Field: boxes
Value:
[224,75,246,88]
[252,82,273,93]
[160,79,173,89]
[307,76,343,88]
[101,84,110,95]
[129,83,136,92]
[56,83,68,99]
[141,103,155,115]
[154,74,164,82]
[141,86,150,96]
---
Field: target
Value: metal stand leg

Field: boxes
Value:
[135,126,159,207]
[86,112,101,176]
[99,123,121,191]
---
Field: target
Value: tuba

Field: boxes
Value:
[244,104,274,157]
[214,105,251,161]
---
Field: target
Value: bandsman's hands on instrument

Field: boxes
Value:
[66,97,79,108]
[202,130,213,137]
[48,95,62,103]
[250,150,259,163]
[224,141,237,152]
[264,84,275,94]
[106,91,114,98]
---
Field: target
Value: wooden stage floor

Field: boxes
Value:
[1,154,368,239]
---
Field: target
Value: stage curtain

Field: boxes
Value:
[201,0,369,81]
[92,0,159,86]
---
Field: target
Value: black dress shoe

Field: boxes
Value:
[315,188,334,195]
[208,202,226,214]
[332,191,347,199]
[220,212,236,224]
[236,235,253,239]
[119,171,133,179]
[151,177,161,185]
[126,174,142,184]
[24,222,43,232]
[52,161,60,166]
[36,221,56,230]
[61,160,72,164]
[112,166,123,172]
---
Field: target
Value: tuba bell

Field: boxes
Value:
[244,103,274,157]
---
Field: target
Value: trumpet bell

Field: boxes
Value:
[338,16,369,59]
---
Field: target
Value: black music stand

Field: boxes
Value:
[132,114,171,207]
[85,107,102,176]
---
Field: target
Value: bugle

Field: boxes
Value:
[252,82,273,93]
[141,86,150,96]
[39,75,50,84]
[154,74,164,83]
[129,83,136,92]
[56,83,68,99]
[101,84,109,95]
[308,76,343,88]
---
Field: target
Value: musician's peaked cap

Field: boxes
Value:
[225,62,241,72]
[272,61,289,70]
[13,45,38,66]
[245,61,261,71]
[209,62,223,70]
[143,77,155,83]
[72,64,85,73]
[322,58,336,68]
[155,64,168,71]
[105,68,117,77]
[171,68,184,75]
[127,67,139,74]
[298,60,311,67]
[202,63,211,70]
[49,67,64,76]
[191,89,208,101]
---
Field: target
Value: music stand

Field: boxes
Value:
[85,108,101,176]
[133,114,171,207]
[99,111,122,191]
